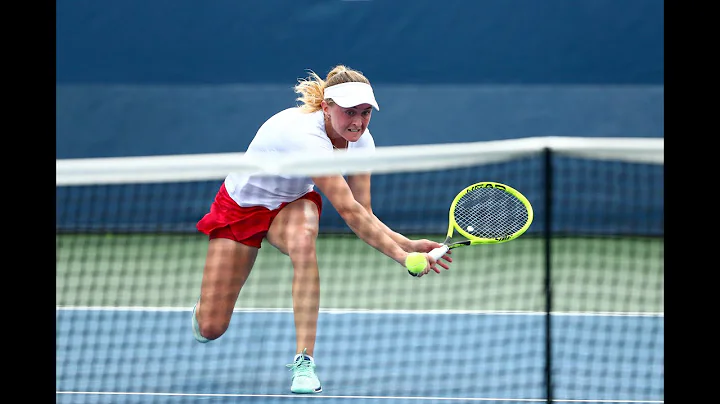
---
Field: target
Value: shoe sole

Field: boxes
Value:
[291,387,322,394]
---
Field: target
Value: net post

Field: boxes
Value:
[543,146,554,403]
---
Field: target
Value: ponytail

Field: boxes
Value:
[294,65,371,113]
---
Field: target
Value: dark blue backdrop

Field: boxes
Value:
[56,0,663,86]
[56,0,664,158]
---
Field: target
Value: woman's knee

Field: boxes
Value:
[288,222,319,250]
[196,306,233,340]
[198,322,229,341]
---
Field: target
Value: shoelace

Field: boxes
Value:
[286,357,315,378]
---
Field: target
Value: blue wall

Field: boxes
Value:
[56,0,664,158]
[56,84,663,158]
[57,0,662,85]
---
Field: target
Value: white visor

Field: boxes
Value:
[324,82,380,111]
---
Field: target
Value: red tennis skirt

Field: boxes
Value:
[196,183,323,248]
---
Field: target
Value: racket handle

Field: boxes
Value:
[428,245,449,261]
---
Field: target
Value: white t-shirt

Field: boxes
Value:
[224,107,376,209]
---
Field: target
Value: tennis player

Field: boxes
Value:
[192,65,452,394]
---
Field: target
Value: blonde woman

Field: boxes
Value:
[193,65,452,393]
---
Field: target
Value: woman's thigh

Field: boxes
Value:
[200,238,259,320]
[266,198,320,256]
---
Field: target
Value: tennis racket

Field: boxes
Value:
[410,181,534,276]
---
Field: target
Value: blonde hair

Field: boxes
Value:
[294,65,371,113]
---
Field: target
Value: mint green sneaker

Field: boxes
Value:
[191,301,209,343]
[286,348,322,393]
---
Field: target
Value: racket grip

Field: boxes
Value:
[428,245,449,261]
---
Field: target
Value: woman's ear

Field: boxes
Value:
[320,100,330,119]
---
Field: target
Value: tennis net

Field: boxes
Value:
[56,136,664,402]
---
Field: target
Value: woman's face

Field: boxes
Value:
[322,101,373,142]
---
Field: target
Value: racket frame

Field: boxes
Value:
[414,181,534,274]
[428,182,533,261]
[446,181,534,245]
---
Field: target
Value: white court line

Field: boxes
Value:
[55,391,663,403]
[55,306,664,317]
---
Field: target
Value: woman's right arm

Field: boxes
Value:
[312,174,420,268]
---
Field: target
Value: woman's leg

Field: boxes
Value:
[195,238,259,340]
[266,198,321,356]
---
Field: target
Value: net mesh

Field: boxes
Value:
[56,137,664,402]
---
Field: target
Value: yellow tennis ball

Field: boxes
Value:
[405,252,428,274]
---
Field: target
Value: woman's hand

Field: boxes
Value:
[407,239,452,274]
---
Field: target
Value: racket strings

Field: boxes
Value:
[453,188,529,238]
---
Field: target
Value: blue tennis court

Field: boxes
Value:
[56,308,663,404]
